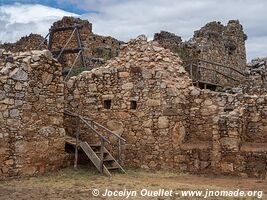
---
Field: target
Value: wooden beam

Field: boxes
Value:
[75,28,86,68]
[74,117,80,169]
[199,66,240,82]
[100,138,104,174]
[52,48,82,55]
[50,25,83,33]
[48,31,54,50]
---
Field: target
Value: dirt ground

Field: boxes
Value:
[0,167,266,200]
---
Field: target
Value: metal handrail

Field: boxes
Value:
[79,117,111,144]
[199,66,240,82]
[185,59,245,86]
[198,59,245,76]
[64,109,126,166]
[64,110,110,144]
[185,58,245,76]
[91,121,126,142]
[64,109,126,143]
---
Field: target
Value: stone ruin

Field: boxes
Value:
[0,17,266,179]
[247,58,267,88]
[0,34,47,52]
[49,17,123,72]
[65,38,267,178]
[0,49,66,178]
[154,20,247,89]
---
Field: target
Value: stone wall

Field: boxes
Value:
[64,38,192,169]
[0,49,66,178]
[0,34,47,52]
[190,20,247,71]
[246,58,267,89]
[153,31,183,53]
[50,17,123,70]
[64,38,266,178]
[181,89,267,178]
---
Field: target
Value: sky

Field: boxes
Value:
[0,0,266,61]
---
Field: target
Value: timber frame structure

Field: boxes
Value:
[40,24,87,73]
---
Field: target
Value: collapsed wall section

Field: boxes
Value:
[0,34,47,52]
[154,20,247,88]
[0,49,66,178]
[191,20,247,71]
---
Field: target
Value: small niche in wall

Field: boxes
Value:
[130,100,137,110]
[103,99,111,109]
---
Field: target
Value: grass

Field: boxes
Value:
[0,167,266,199]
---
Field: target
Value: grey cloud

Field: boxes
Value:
[75,0,267,61]
[1,1,266,61]
[0,3,77,43]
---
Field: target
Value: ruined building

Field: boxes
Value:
[0,17,266,179]
[154,20,247,89]
[0,50,66,177]
[0,34,47,52]
[48,17,123,72]
[65,38,267,178]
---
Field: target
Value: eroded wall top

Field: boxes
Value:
[0,34,47,52]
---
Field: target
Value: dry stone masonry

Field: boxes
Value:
[50,17,123,71]
[154,20,247,88]
[64,38,267,178]
[0,34,47,52]
[0,17,266,179]
[64,38,192,170]
[0,49,66,178]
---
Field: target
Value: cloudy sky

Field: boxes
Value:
[0,0,266,61]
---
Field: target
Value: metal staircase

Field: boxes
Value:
[64,110,126,176]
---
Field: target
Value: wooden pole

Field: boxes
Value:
[75,26,86,68]
[74,116,80,169]
[118,139,121,164]
[189,63,193,80]
[100,138,104,174]
[48,29,53,50]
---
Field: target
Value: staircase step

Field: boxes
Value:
[106,166,120,170]
[64,114,127,176]
[103,158,115,162]
[95,151,108,154]
[89,143,101,147]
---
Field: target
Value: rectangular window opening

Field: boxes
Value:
[104,99,111,109]
[130,100,137,110]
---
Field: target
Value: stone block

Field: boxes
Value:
[10,68,28,81]
[158,116,169,129]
